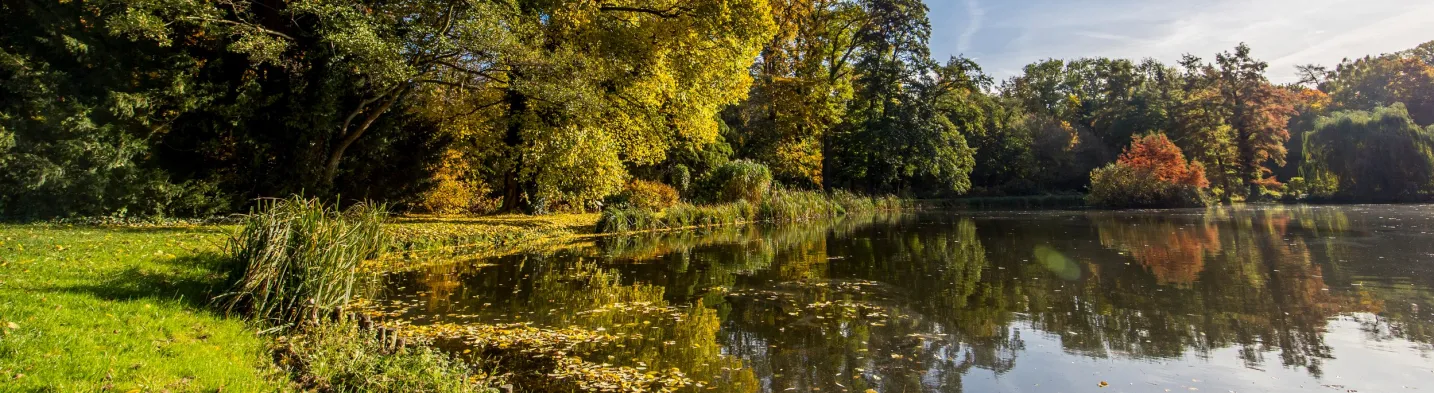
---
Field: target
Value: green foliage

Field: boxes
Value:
[1303,104,1434,200]
[279,321,492,393]
[2,0,1430,218]
[698,160,774,204]
[224,197,388,326]
[1088,163,1212,208]
[670,165,693,194]
[0,0,229,219]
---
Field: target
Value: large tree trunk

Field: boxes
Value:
[500,88,529,213]
[323,86,408,189]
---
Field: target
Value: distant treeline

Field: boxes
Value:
[2,1,1431,218]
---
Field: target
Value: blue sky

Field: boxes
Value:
[926,0,1434,83]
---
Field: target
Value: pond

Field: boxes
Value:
[373,205,1434,393]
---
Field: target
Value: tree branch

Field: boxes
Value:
[180,16,295,40]
[598,5,691,18]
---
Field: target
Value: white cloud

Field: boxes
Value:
[928,0,1434,82]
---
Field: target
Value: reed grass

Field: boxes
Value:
[223,197,389,327]
[595,190,902,234]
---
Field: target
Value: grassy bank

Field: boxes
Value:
[0,203,535,391]
[0,224,287,391]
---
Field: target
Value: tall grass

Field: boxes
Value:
[223,197,389,327]
[595,206,662,233]
[595,190,902,234]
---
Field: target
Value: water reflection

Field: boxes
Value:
[376,206,1434,392]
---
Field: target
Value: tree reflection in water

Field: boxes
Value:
[374,206,1434,392]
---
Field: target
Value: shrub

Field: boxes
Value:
[1087,134,1212,209]
[622,180,681,210]
[1087,163,1211,208]
[415,166,499,215]
[697,160,772,204]
[669,164,692,194]
[223,197,388,326]
[278,321,493,393]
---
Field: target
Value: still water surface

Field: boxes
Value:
[377,205,1434,392]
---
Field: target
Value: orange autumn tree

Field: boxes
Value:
[1118,133,1210,188]
[1088,133,1212,208]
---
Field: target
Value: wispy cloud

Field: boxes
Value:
[956,0,985,54]
[927,0,1434,82]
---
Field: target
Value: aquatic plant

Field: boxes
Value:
[276,320,495,393]
[223,197,389,327]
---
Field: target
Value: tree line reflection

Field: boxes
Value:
[383,206,1434,392]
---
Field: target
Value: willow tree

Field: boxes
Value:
[1303,104,1434,200]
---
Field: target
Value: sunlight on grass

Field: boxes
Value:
[0,225,287,391]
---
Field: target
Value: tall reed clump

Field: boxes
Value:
[758,189,840,222]
[223,197,389,327]
[664,201,756,227]
[594,189,903,234]
[595,206,661,233]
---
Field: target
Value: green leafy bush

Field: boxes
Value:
[1087,163,1211,208]
[697,160,773,204]
[278,321,494,393]
[223,197,388,326]
[669,164,692,194]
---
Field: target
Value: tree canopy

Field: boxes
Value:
[2,0,1432,219]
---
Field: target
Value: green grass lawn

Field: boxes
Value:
[0,224,289,392]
